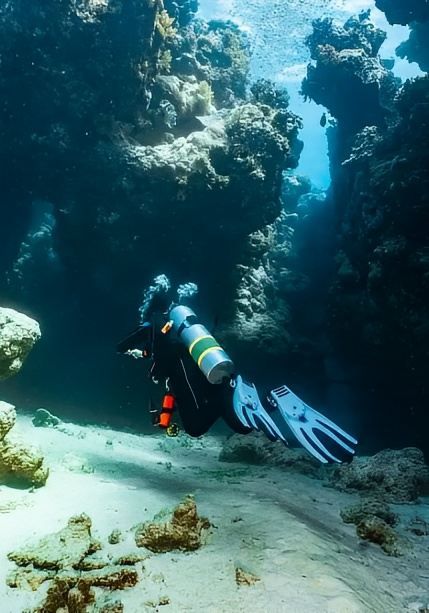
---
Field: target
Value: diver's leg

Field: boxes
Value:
[219,380,253,435]
[169,357,221,437]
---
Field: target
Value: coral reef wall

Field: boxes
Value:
[302,10,429,451]
[0,0,303,420]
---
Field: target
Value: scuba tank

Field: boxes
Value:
[168,305,234,384]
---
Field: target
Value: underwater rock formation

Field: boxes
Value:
[340,497,406,556]
[235,567,261,586]
[7,514,142,612]
[375,0,429,73]
[356,516,404,557]
[329,448,429,503]
[302,13,398,138]
[340,499,404,556]
[8,514,98,570]
[0,436,49,488]
[219,432,320,476]
[0,400,16,440]
[302,11,429,450]
[135,495,210,552]
[0,308,41,380]
[32,408,62,428]
[397,21,429,72]
[171,18,251,107]
[375,0,429,26]
[0,402,49,488]
[0,1,303,414]
[340,498,398,527]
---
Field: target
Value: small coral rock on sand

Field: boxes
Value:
[235,567,261,586]
[135,495,211,552]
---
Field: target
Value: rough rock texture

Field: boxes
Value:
[375,0,429,25]
[8,514,97,570]
[0,401,49,488]
[397,21,429,72]
[0,400,16,440]
[235,567,260,586]
[171,18,251,107]
[374,0,429,73]
[341,498,397,526]
[0,2,303,416]
[32,408,62,428]
[135,495,210,552]
[340,497,407,556]
[0,437,49,488]
[219,432,320,476]
[356,516,404,556]
[302,13,398,138]
[8,514,142,612]
[330,448,429,503]
[0,308,41,380]
[302,11,429,452]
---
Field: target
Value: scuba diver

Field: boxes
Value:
[117,275,357,464]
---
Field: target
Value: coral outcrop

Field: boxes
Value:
[0,402,49,488]
[0,437,49,488]
[0,400,16,440]
[329,448,429,503]
[375,0,429,26]
[219,432,320,476]
[302,13,398,138]
[7,514,142,612]
[32,408,62,428]
[374,0,429,73]
[0,308,41,380]
[302,11,429,451]
[135,495,210,552]
[0,1,303,415]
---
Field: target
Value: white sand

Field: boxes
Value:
[1,414,428,612]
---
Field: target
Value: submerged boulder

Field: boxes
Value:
[329,448,429,503]
[0,437,49,488]
[219,431,320,476]
[0,307,41,380]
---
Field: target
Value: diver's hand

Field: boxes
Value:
[269,385,357,463]
[125,349,144,359]
[232,375,287,444]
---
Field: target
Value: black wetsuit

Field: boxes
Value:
[118,316,250,437]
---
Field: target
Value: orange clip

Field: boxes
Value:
[161,320,173,334]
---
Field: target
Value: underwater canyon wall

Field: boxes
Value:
[0,0,303,420]
[302,8,429,452]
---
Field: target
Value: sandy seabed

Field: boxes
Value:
[0,414,428,613]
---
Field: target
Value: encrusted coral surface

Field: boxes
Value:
[302,11,429,448]
[329,448,429,503]
[0,1,303,414]
[8,514,142,612]
[0,308,41,380]
[0,401,16,441]
[219,432,320,476]
[0,437,49,488]
[135,495,210,552]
